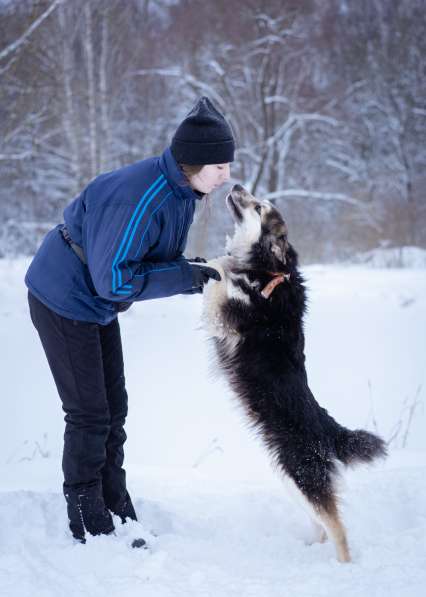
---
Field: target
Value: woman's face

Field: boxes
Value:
[189,163,231,194]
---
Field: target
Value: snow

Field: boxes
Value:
[1,258,425,597]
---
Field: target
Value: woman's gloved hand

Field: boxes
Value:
[188,261,221,292]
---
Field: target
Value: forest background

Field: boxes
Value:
[1,0,425,263]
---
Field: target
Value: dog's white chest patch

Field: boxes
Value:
[200,257,229,339]
[200,256,250,343]
[226,274,251,305]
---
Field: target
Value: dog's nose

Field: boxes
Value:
[232,184,244,193]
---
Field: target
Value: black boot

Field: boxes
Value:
[105,490,147,549]
[105,490,137,524]
[64,483,115,542]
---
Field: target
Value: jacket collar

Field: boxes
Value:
[158,147,204,201]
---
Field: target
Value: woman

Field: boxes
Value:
[25,96,234,544]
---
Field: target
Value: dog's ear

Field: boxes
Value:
[270,236,287,265]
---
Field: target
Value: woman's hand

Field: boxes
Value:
[188,261,222,292]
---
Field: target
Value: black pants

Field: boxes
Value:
[28,291,128,509]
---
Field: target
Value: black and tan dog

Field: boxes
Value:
[202,184,386,563]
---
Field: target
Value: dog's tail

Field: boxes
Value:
[335,428,387,466]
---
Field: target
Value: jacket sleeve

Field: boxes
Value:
[84,201,194,302]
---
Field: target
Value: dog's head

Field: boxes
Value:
[225,184,294,271]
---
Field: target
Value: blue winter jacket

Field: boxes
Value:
[25,148,201,325]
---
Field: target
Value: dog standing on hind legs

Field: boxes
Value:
[200,184,387,563]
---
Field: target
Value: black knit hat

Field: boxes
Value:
[171,97,235,165]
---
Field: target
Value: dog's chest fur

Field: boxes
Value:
[201,256,253,342]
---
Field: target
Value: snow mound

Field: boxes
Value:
[1,463,426,597]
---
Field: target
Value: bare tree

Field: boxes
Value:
[0,0,425,260]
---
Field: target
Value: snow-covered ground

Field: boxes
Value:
[1,258,425,597]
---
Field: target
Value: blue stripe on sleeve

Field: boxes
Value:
[119,180,168,276]
[111,174,165,292]
[134,191,173,259]
[134,265,178,279]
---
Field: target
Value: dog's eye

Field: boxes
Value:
[254,205,262,215]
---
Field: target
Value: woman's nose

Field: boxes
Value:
[223,164,231,181]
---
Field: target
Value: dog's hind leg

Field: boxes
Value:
[315,503,351,563]
[317,524,328,544]
[281,473,350,562]
[306,518,327,545]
